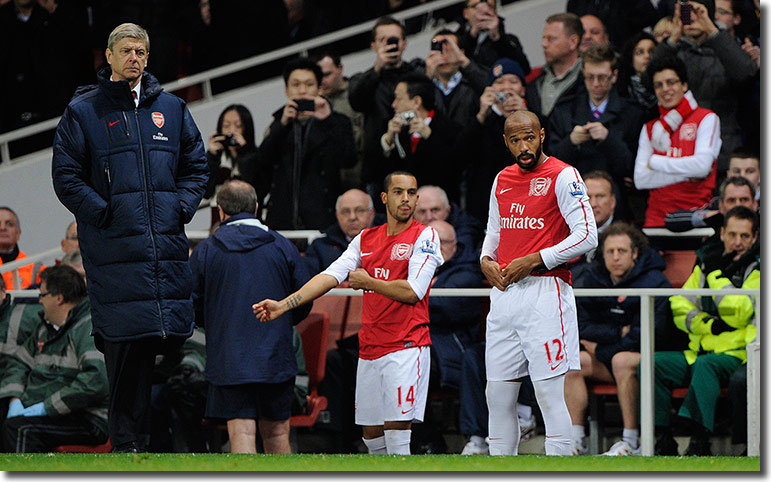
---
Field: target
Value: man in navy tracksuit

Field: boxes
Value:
[51,23,208,452]
[189,180,311,453]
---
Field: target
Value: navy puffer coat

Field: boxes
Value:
[52,67,208,341]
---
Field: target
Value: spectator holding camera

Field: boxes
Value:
[380,73,461,203]
[423,29,487,127]
[456,0,530,72]
[205,105,264,205]
[457,58,527,222]
[259,57,356,230]
[349,16,421,201]
[654,0,757,173]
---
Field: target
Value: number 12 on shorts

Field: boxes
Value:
[397,386,415,407]
[544,338,564,364]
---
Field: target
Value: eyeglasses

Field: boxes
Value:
[652,78,681,91]
[38,291,53,300]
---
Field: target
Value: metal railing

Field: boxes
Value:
[8,285,759,456]
[0,0,466,164]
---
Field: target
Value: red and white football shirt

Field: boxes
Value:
[480,156,597,284]
[322,219,443,360]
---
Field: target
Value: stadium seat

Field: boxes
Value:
[290,311,330,427]
[312,283,352,352]
[342,295,363,340]
[661,250,697,288]
[54,439,112,453]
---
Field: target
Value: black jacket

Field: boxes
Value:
[302,222,350,276]
[383,111,463,203]
[574,247,675,366]
[547,89,643,185]
[52,68,209,341]
[348,61,421,185]
[456,112,511,223]
[456,17,531,72]
[526,67,586,129]
[259,108,356,230]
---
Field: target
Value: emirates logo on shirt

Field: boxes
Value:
[390,243,413,261]
[528,177,552,196]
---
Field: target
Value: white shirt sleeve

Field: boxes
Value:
[480,172,502,262]
[321,233,362,284]
[407,226,444,300]
[634,126,689,189]
[648,113,722,178]
[539,167,598,269]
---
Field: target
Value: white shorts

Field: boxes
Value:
[354,346,430,426]
[485,276,580,382]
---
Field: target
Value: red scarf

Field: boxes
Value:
[410,110,434,154]
[650,91,698,153]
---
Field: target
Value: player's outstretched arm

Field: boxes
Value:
[253,273,339,322]
[348,268,420,304]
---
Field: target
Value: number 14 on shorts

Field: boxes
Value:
[397,385,415,411]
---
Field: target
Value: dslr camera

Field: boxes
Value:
[396,110,416,124]
[495,92,510,104]
[221,134,238,147]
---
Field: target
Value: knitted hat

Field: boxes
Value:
[487,58,526,86]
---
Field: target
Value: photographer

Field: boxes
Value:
[259,57,355,230]
[379,73,461,203]
[457,58,528,222]
[457,0,530,72]
[205,105,264,208]
[349,16,421,203]
[423,29,487,126]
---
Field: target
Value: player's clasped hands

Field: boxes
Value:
[482,253,542,291]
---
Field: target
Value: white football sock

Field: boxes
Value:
[362,435,387,454]
[533,375,572,456]
[486,380,521,456]
[384,429,411,455]
[623,428,639,449]
[517,403,533,420]
[571,424,586,443]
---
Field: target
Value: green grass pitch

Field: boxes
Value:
[0,454,759,471]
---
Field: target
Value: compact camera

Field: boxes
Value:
[295,98,316,112]
[221,134,238,147]
[396,110,417,123]
[495,92,510,104]
[431,39,445,52]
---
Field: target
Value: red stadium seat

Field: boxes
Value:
[312,284,352,352]
[290,312,330,427]
[54,439,112,453]
[661,250,697,288]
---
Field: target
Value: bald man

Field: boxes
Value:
[580,15,609,52]
[480,110,597,456]
[304,189,376,276]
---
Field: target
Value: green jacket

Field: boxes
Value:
[669,242,759,364]
[0,297,109,435]
[0,295,42,376]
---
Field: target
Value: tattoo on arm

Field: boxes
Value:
[286,294,303,309]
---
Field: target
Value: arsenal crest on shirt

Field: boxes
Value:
[152,112,165,128]
[390,243,413,261]
[679,123,697,141]
[528,177,552,196]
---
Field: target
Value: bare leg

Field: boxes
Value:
[227,418,257,454]
[258,418,291,454]
[612,352,641,430]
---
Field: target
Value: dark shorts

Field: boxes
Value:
[205,379,294,421]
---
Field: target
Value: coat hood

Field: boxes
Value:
[212,213,275,253]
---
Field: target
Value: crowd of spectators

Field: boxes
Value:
[0,0,761,457]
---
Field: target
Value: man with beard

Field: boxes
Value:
[480,111,597,456]
[254,171,443,456]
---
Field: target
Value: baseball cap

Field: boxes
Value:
[487,58,526,86]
